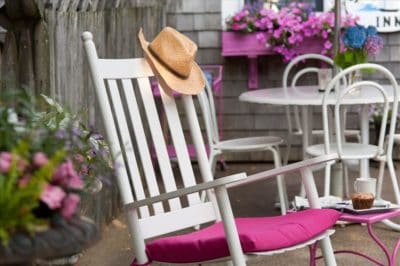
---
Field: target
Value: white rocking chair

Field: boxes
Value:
[82,31,339,266]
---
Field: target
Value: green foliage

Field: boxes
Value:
[0,143,65,244]
[0,92,114,245]
[334,49,367,69]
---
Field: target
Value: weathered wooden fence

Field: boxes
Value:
[0,0,166,228]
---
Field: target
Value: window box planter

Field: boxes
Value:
[221,31,325,89]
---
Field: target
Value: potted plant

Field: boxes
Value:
[223,2,359,61]
[0,91,113,264]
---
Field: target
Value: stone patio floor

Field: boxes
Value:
[77,161,400,266]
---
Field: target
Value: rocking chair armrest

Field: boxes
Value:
[125,172,247,210]
[227,153,338,189]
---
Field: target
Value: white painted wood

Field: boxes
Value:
[82,32,134,206]
[126,208,147,265]
[159,88,201,206]
[83,31,339,265]
[121,79,164,215]
[137,78,182,211]
[215,185,246,266]
[221,0,244,28]
[182,95,215,184]
[107,79,150,218]
[126,172,246,210]
[139,202,218,239]
[97,58,154,79]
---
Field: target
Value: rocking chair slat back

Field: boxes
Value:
[83,32,218,239]
[107,78,151,218]
[121,79,164,215]
[135,77,182,212]
[157,87,202,206]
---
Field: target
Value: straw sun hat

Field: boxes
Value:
[138,27,205,95]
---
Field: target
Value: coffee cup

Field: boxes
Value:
[354,177,376,196]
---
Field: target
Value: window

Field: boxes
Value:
[221,0,326,27]
[221,0,244,28]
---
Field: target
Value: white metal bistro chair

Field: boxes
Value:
[82,31,339,266]
[282,53,361,165]
[305,64,400,213]
[197,79,288,214]
[283,54,361,197]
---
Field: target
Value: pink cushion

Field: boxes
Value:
[145,209,340,263]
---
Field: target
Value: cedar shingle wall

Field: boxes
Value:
[166,0,400,162]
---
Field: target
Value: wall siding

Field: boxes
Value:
[167,0,400,162]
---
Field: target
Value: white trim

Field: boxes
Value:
[221,0,244,29]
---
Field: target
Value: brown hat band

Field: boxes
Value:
[148,45,190,79]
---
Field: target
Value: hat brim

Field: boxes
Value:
[138,29,205,96]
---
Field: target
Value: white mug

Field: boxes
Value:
[318,68,333,92]
[354,178,376,196]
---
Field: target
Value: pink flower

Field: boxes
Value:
[17,158,28,173]
[74,154,85,163]
[78,165,89,175]
[40,184,66,209]
[61,194,80,219]
[256,33,267,44]
[53,160,84,189]
[0,152,12,173]
[324,40,333,50]
[18,174,31,188]
[68,174,84,190]
[32,152,49,168]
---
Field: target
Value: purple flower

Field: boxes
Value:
[40,184,66,209]
[55,129,67,139]
[364,35,384,56]
[61,193,80,219]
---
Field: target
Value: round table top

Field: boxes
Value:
[239,85,395,106]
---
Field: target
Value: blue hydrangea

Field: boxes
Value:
[366,26,378,37]
[343,26,367,49]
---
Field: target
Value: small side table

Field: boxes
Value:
[311,209,400,266]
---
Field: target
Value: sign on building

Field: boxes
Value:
[325,0,400,32]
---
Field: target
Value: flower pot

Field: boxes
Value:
[0,216,99,265]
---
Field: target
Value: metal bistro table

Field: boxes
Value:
[239,85,395,189]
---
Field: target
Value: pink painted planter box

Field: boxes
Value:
[222,32,273,57]
[221,31,324,57]
[221,31,326,89]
